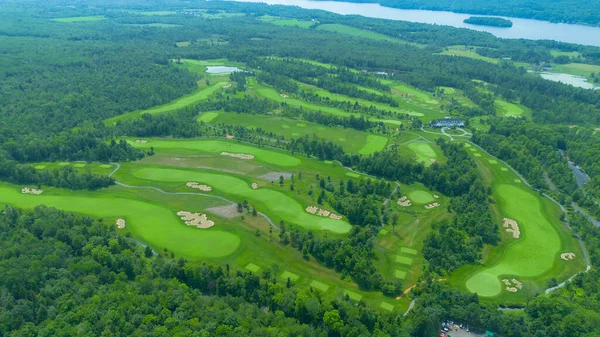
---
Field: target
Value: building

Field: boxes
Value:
[430,117,464,128]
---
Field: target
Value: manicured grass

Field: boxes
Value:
[408,190,434,204]
[488,160,498,164]
[379,229,389,235]
[310,280,330,292]
[344,290,363,301]
[245,263,261,272]
[34,165,46,170]
[73,163,86,168]
[345,172,360,178]
[407,142,437,166]
[395,270,407,279]
[395,255,413,265]
[0,186,241,259]
[358,135,388,155]
[465,184,562,297]
[501,167,509,171]
[495,99,529,117]
[380,302,395,311]
[53,16,106,22]
[514,179,521,183]
[132,167,352,233]
[473,153,482,157]
[130,139,301,167]
[401,247,418,255]
[198,111,220,123]
[100,164,113,168]
[58,162,70,166]
[281,271,300,281]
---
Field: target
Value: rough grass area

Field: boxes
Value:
[73,163,86,168]
[310,280,330,292]
[131,167,352,233]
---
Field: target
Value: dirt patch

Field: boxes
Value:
[116,218,126,229]
[397,196,412,207]
[305,206,342,219]
[424,202,440,209]
[21,187,43,195]
[177,211,215,229]
[186,182,212,191]
[561,252,576,260]
[207,204,239,218]
[259,172,293,181]
[503,217,520,239]
[135,139,148,144]
[221,152,254,160]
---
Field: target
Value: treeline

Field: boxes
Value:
[0,159,114,190]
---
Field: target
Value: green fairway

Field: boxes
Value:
[394,270,407,279]
[73,163,86,168]
[0,186,240,259]
[380,302,395,311]
[407,142,437,166]
[53,16,106,22]
[34,165,46,170]
[395,256,413,265]
[310,280,330,292]
[408,190,434,204]
[344,290,363,301]
[198,111,220,123]
[245,263,261,272]
[58,162,70,166]
[495,99,529,117]
[100,164,113,168]
[130,139,301,167]
[465,184,562,297]
[281,271,300,281]
[401,247,418,255]
[345,172,361,178]
[501,167,509,171]
[488,160,498,164]
[132,167,352,233]
[358,135,388,155]
[473,153,482,157]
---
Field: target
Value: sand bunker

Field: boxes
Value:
[280,93,289,98]
[135,139,148,144]
[502,279,523,292]
[21,187,43,195]
[433,194,439,199]
[506,287,518,293]
[424,202,440,209]
[222,83,231,88]
[561,252,576,260]
[502,279,511,286]
[251,182,258,189]
[220,152,254,160]
[397,196,412,207]
[305,206,342,220]
[503,218,521,239]
[429,158,437,164]
[177,211,215,229]
[225,134,234,139]
[186,182,212,191]
[116,218,126,229]
[512,279,523,289]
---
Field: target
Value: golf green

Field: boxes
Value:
[281,271,300,281]
[465,184,562,296]
[395,256,413,265]
[408,190,434,204]
[408,142,437,166]
[380,302,395,311]
[0,186,240,259]
[401,247,418,255]
[395,270,407,279]
[358,135,388,155]
[131,139,301,167]
[133,168,352,233]
[310,280,330,292]
[344,290,363,301]
[245,263,260,272]
[198,112,219,123]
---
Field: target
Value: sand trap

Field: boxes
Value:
[424,202,440,209]
[512,279,523,289]
[502,279,523,292]
[503,218,520,239]
[561,252,576,260]
[251,182,258,189]
[225,134,234,139]
[186,182,212,191]
[207,204,238,218]
[116,218,126,229]
[506,287,518,293]
[429,158,437,163]
[21,187,43,195]
[135,139,148,144]
[177,211,215,229]
[220,152,254,160]
[222,83,231,88]
[502,279,511,286]
[280,93,289,98]
[397,196,412,207]
[433,194,439,199]
[306,206,342,219]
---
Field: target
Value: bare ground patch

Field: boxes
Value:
[259,172,293,181]
[207,204,239,218]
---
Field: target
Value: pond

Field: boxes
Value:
[538,72,599,90]
[206,66,244,74]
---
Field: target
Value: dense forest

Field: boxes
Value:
[464,17,513,28]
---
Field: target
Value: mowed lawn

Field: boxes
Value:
[132,167,352,233]
[129,139,301,166]
[0,185,240,258]
[465,184,562,297]
[407,142,437,166]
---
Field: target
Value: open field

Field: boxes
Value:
[53,16,106,22]
[200,111,376,153]
[129,138,301,166]
[451,142,586,302]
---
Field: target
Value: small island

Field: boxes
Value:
[464,16,513,28]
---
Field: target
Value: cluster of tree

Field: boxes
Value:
[0,159,114,190]
[464,16,513,28]
[287,110,385,132]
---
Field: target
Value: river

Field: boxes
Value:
[233,0,600,47]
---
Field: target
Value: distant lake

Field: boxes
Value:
[232,0,600,47]
[206,66,243,73]
[538,72,599,90]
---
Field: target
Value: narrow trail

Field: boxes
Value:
[108,163,279,230]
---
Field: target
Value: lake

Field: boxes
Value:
[206,66,244,74]
[538,72,599,90]
[233,0,600,47]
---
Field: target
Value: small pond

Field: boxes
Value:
[538,72,599,90]
[205,66,243,74]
